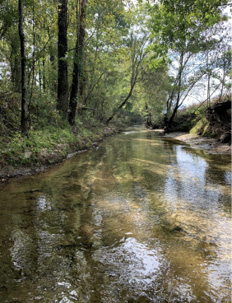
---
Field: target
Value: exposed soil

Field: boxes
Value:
[161,131,231,155]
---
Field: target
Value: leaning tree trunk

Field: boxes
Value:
[18,0,28,136]
[165,51,184,131]
[57,0,69,119]
[106,79,137,124]
[106,34,146,125]
[68,0,87,126]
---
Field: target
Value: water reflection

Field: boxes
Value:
[93,237,162,302]
[37,195,52,212]
[162,143,231,302]
[0,128,231,302]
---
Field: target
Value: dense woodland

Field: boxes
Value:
[0,0,231,170]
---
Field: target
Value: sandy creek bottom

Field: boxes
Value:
[0,127,231,302]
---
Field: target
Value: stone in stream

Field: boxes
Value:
[172,226,185,232]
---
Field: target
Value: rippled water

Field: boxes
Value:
[0,127,231,302]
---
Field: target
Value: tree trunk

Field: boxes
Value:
[68,0,87,126]
[80,54,87,104]
[42,59,46,91]
[165,51,184,131]
[10,52,21,92]
[206,41,210,107]
[38,61,42,92]
[28,3,36,129]
[50,53,57,94]
[106,53,142,124]
[106,34,146,125]
[106,80,137,124]
[219,52,226,102]
[57,0,69,118]
[18,0,28,136]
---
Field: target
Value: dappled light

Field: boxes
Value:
[0,127,231,302]
[0,0,231,301]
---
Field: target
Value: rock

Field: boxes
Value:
[172,226,184,232]
[24,151,32,159]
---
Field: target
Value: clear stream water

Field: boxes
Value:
[0,127,231,303]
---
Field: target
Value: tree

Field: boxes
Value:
[68,0,87,126]
[77,0,130,122]
[218,48,232,100]
[133,62,171,127]
[148,0,229,130]
[105,2,150,124]
[18,0,28,135]
[106,33,147,124]
[57,0,69,118]
[0,1,20,91]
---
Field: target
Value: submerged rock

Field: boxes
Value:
[172,226,185,232]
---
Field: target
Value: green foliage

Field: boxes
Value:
[187,94,231,138]
[149,0,228,50]
[190,116,209,135]
[0,120,113,168]
[146,0,230,126]
[0,0,230,172]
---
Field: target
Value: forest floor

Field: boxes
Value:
[156,130,231,155]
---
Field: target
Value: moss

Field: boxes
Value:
[190,117,207,135]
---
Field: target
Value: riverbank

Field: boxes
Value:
[1,127,230,183]
[161,131,231,155]
[0,123,230,303]
[0,124,121,183]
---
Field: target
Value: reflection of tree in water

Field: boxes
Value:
[0,130,231,302]
[205,165,231,212]
[179,146,231,209]
[0,146,110,301]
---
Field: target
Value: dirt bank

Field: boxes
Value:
[162,131,231,155]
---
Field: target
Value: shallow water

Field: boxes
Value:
[0,127,231,303]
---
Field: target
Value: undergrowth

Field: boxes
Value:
[0,122,116,169]
[0,90,124,169]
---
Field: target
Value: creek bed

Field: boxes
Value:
[0,127,231,302]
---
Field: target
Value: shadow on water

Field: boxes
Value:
[0,127,231,302]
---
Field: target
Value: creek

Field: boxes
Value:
[0,126,231,303]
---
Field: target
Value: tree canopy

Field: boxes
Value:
[0,0,230,134]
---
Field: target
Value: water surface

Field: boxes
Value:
[0,127,231,302]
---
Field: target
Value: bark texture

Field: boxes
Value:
[57,0,69,118]
[69,0,87,126]
[18,0,28,136]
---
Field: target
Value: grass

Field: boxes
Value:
[0,123,116,169]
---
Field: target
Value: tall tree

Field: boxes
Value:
[57,0,69,118]
[78,0,129,121]
[106,33,147,124]
[105,2,149,124]
[148,0,229,130]
[18,0,28,135]
[68,0,87,126]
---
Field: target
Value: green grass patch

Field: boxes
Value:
[0,123,113,168]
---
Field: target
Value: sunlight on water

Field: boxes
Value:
[0,127,231,302]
